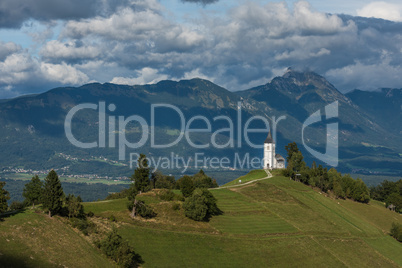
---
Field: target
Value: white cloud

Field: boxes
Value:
[40,62,89,84]
[357,2,402,22]
[110,67,169,85]
[40,40,101,61]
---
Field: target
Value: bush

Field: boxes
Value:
[70,218,97,236]
[109,215,117,222]
[127,200,156,219]
[172,202,181,211]
[9,201,25,211]
[390,222,402,242]
[158,189,176,201]
[157,189,183,202]
[136,201,156,219]
[98,228,142,267]
[105,188,131,200]
[87,211,95,217]
[183,188,220,221]
[177,175,195,198]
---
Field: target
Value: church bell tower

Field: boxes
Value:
[264,131,275,169]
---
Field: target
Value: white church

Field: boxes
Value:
[263,131,286,169]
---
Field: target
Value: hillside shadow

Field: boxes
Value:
[0,208,27,220]
[0,253,49,268]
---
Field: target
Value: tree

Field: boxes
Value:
[193,169,219,189]
[42,170,64,217]
[183,188,220,221]
[98,228,142,267]
[351,179,370,204]
[386,193,402,212]
[390,222,402,242]
[285,142,300,163]
[0,181,10,213]
[23,175,43,208]
[65,194,84,218]
[132,154,150,193]
[127,187,138,218]
[287,151,306,176]
[178,175,195,198]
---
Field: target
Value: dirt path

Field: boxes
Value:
[212,170,272,190]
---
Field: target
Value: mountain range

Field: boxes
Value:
[0,69,401,180]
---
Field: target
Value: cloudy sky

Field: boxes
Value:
[1,0,402,98]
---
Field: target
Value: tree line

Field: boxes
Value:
[370,179,402,213]
[283,142,370,203]
[106,153,220,222]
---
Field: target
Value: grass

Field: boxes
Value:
[0,209,113,268]
[2,170,402,267]
[221,169,267,187]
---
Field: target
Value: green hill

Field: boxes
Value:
[1,171,402,267]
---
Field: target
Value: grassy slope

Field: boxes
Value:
[222,169,268,187]
[84,171,402,267]
[1,170,402,267]
[0,210,114,268]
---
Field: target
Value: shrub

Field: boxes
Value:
[390,222,402,242]
[98,228,142,267]
[158,189,176,201]
[109,215,117,222]
[87,211,95,217]
[172,202,181,211]
[127,200,156,219]
[136,201,156,219]
[183,188,220,221]
[70,218,97,236]
[177,175,195,198]
[9,201,25,211]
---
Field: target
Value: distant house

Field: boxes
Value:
[263,131,286,170]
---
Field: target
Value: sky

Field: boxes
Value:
[1,0,402,98]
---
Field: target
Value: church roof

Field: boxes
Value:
[275,154,285,161]
[264,131,275,144]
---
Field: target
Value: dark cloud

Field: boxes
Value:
[2,1,402,97]
[0,0,130,28]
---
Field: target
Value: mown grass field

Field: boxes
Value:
[1,170,402,267]
[222,169,268,187]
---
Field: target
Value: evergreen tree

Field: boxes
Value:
[65,194,84,218]
[132,154,150,193]
[178,175,195,198]
[0,181,10,213]
[285,142,300,163]
[23,175,43,208]
[42,170,64,217]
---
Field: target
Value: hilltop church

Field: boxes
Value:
[263,131,285,169]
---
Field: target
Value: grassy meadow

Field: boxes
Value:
[1,170,401,267]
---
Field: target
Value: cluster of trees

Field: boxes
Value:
[96,228,143,267]
[122,154,220,222]
[0,181,10,214]
[283,142,370,203]
[370,180,402,213]
[0,171,86,219]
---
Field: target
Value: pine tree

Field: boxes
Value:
[42,170,64,217]
[23,175,43,208]
[0,181,10,214]
[132,154,150,193]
